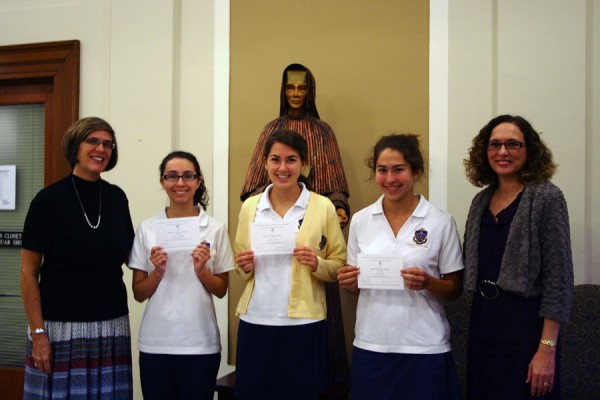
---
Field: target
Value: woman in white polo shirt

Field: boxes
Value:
[129,151,234,400]
[337,134,464,400]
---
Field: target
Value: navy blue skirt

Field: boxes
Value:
[350,346,460,400]
[467,291,561,399]
[234,319,328,400]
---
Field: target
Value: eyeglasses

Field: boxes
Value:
[487,140,525,151]
[162,172,198,182]
[84,137,116,150]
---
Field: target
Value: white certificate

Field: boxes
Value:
[357,254,404,290]
[154,217,201,252]
[250,221,296,255]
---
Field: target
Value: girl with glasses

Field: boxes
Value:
[129,151,234,400]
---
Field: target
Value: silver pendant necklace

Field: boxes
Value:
[71,175,102,229]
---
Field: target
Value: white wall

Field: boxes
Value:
[430,0,599,284]
[0,1,231,398]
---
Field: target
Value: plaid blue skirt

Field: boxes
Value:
[23,315,133,400]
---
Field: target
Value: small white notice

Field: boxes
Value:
[0,165,16,210]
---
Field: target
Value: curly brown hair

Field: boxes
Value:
[464,115,557,187]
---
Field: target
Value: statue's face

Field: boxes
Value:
[285,70,308,110]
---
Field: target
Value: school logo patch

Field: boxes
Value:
[319,235,327,251]
[413,228,428,245]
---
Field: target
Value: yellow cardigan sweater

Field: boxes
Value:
[234,191,347,320]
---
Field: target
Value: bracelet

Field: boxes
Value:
[540,339,556,348]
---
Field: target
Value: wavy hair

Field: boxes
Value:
[464,115,557,187]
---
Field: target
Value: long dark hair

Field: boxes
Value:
[263,129,311,189]
[159,151,209,210]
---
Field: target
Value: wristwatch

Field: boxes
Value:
[540,339,556,348]
[33,327,47,335]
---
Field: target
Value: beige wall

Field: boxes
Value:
[228,0,430,364]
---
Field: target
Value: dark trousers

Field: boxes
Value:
[139,351,220,400]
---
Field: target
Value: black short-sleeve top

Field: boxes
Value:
[22,174,134,322]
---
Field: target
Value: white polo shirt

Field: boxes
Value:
[348,195,464,354]
[129,208,234,354]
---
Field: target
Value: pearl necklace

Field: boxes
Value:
[71,175,102,229]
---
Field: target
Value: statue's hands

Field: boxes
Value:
[336,207,348,230]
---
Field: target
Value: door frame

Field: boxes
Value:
[0,40,80,185]
[0,40,79,400]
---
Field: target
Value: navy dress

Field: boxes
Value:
[466,193,560,399]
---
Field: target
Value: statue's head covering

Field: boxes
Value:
[279,63,320,119]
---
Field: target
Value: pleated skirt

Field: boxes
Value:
[23,315,133,400]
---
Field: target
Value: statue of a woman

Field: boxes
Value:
[240,63,351,389]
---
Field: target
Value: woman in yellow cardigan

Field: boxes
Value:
[233,129,347,400]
